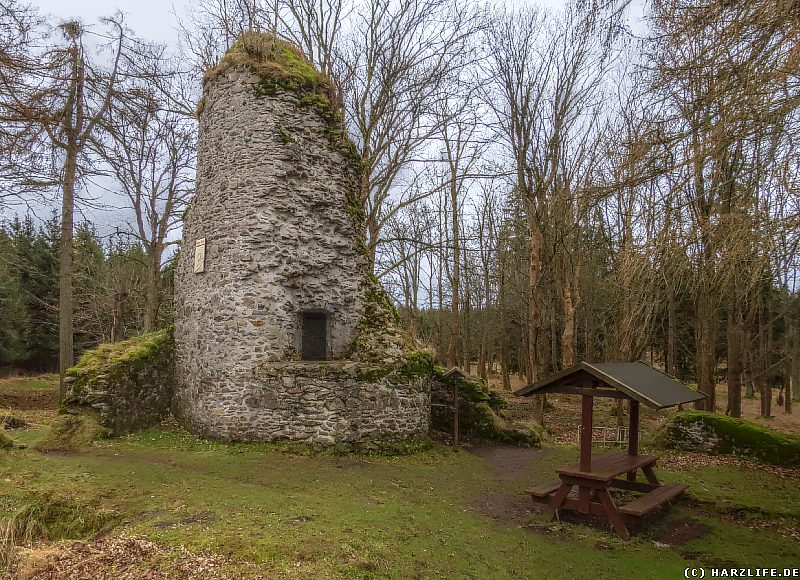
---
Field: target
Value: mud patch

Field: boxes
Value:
[654,517,712,546]
[469,445,549,482]
[472,490,533,524]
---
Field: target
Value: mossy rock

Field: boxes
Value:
[34,412,110,453]
[66,328,172,381]
[651,410,800,467]
[63,328,174,436]
[1,412,27,429]
[433,367,506,412]
[470,402,541,447]
[400,350,436,377]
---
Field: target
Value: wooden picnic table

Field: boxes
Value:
[530,452,687,539]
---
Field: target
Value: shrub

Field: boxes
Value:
[431,371,540,447]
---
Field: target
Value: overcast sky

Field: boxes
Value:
[32,0,646,46]
[34,0,186,44]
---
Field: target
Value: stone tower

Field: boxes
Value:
[173,33,430,444]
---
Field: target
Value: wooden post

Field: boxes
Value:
[627,399,640,481]
[580,394,593,472]
[628,399,639,456]
[453,380,459,452]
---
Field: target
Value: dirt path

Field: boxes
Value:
[468,445,551,524]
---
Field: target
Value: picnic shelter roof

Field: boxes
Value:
[514,361,706,409]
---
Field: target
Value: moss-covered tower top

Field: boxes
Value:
[204,33,336,117]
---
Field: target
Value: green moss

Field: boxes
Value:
[364,273,401,326]
[430,370,536,446]
[400,350,435,377]
[349,436,434,456]
[347,274,412,363]
[0,430,15,449]
[276,125,297,145]
[205,32,330,104]
[652,410,800,466]
[354,365,393,382]
[67,328,171,379]
[34,412,110,453]
[432,367,505,412]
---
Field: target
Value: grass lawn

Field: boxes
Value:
[2,376,799,578]
[1,429,798,578]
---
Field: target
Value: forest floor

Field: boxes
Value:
[1,375,799,579]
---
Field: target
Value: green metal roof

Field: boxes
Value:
[514,361,706,409]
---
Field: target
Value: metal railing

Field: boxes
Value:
[577,425,629,445]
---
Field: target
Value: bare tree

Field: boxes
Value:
[100,87,195,332]
[1,13,157,397]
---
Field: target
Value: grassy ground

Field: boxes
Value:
[2,375,799,579]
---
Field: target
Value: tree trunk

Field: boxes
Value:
[527,215,543,421]
[585,309,595,362]
[792,317,799,403]
[760,308,772,418]
[666,283,677,377]
[726,306,743,417]
[478,259,492,381]
[499,263,511,390]
[695,287,717,411]
[527,217,542,385]
[143,249,162,332]
[58,141,78,400]
[500,338,511,391]
[447,180,461,368]
[561,280,576,368]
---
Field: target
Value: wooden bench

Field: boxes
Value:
[618,482,687,517]
[528,481,563,499]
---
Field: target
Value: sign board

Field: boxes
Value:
[194,238,206,273]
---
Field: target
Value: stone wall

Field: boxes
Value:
[180,361,430,444]
[173,34,428,443]
[63,329,174,436]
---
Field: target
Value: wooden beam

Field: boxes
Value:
[543,385,629,399]
[580,394,593,472]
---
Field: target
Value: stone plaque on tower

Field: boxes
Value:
[193,238,206,273]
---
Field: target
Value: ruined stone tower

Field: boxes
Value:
[173,33,430,444]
